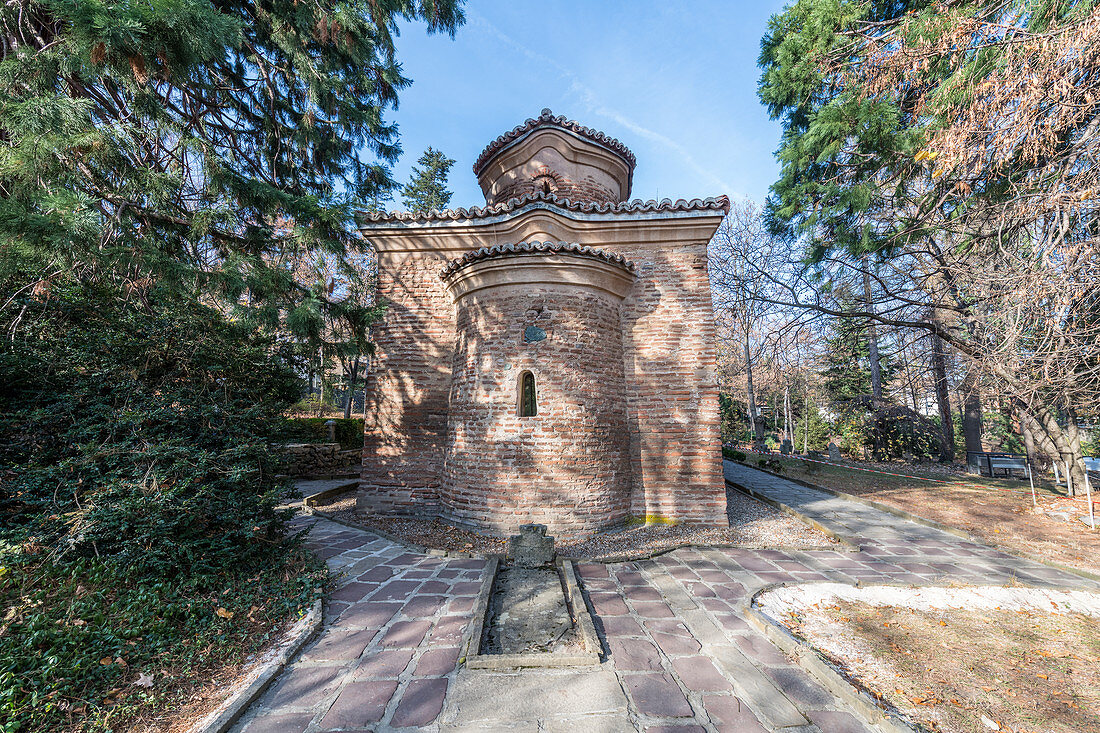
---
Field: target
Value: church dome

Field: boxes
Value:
[473,109,636,205]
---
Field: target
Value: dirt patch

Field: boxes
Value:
[758,455,1100,576]
[311,486,837,561]
[760,585,1100,733]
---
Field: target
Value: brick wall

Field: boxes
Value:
[439,282,633,538]
[492,165,616,205]
[607,242,727,526]
[357,248,462,515]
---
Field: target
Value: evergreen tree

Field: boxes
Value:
[401,146,456,211]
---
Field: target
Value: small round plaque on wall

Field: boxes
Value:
[524,325,546,343]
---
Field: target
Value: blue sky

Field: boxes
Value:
[382,1,789,210]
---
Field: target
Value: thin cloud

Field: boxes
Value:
[469,11,740,199]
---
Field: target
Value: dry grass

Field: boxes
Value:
[761,455,1100,575]
[785,600,1100,733]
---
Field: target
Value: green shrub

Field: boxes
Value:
[0,283,325,730]
[278,417,365,450]
[722,446,747,462]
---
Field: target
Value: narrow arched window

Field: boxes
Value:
[519,371,537,417]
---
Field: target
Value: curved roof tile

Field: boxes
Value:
[360,191,730,225]
[472,109,637,175]
[440,241,637,280]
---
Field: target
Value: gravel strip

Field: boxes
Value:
[311,485,836,561]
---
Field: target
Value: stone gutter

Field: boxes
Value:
[463,559,601,669]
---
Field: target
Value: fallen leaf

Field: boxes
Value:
[100,657,113,665]
[216,607,234,620]
[134,672,154,688]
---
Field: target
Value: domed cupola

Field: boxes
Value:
[472,109,636,205]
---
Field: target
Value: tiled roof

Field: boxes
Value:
[440,241,637,280]
[359,191,730,225]
[472,109,637,175]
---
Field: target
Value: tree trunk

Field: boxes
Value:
[745,332,762,443]
[930,328,954,462]
[863,263,883,402]
[960,367,983,454]
[1016,401,1085,496]
[343,355,360,420]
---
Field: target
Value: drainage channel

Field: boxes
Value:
[464,524,600,668]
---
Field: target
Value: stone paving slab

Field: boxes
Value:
[233,466,1098,732]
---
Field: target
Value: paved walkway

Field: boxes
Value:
[231,463,1095,733]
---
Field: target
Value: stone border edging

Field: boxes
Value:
[725,479,860,552]
[189,598,323,733]
[742,585,916,733]
[301,481,360,509]
[310,503,840,563]
[731,460,1100,583]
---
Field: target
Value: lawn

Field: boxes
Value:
[780,598,1100,733]
[746,454,1100,576]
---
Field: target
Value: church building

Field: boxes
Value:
[357,110,729,538]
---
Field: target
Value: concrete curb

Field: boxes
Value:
[301,480,359,508]
[189,598,323,733]
[729,460,1100,584]
[725,479,860,552]
[742,585,916,733]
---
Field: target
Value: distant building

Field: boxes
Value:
[357,110,729,538]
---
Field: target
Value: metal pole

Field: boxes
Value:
[1027,457,1037,508]
[1086,469,1096,531]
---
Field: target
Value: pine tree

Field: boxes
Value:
[0,0,463,344]
[401,147,456,211]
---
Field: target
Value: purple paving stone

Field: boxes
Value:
[601,616,644,637]
[451,581,482,595]
[696,570,732,583]
[390,552,424,565]
[447,558,486,570]
[336,601,402,629]
[622,673,693,717]
[354,648,415,679]
[735,634,790,666]
[429,615,468,645]
[357,566,394,583]
[698,598,734,614]
[419,580,450,594]
[265,664,343,708]
[390,678,449,727]
[380,619,432,648]
[713,583,746,602]
[329,581,377,603]
[645,727,706,733]
[713,614,750,632]
[763,666,834,707]
[616,571,648,586]
[651,632,702,656]
[671,656,732,691]
[688,583,716,598]
[702,695,767,733]
[632,601,675,618]
[644,619,693,637]
[403,569,434,578]
[667,566,699,580]
[806,709,876,733]
[402,595,446,618]
[435,568,462,579]
[577,563,610,579]
[372,580,421,601]
[243,712,315,733]
[300,628,376,662]
[414,646,461,676]
[625,586,665,602]
[319,679,398,727]
[608,637,664,671]
[589,592,630,616]
[448,596,476,614]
